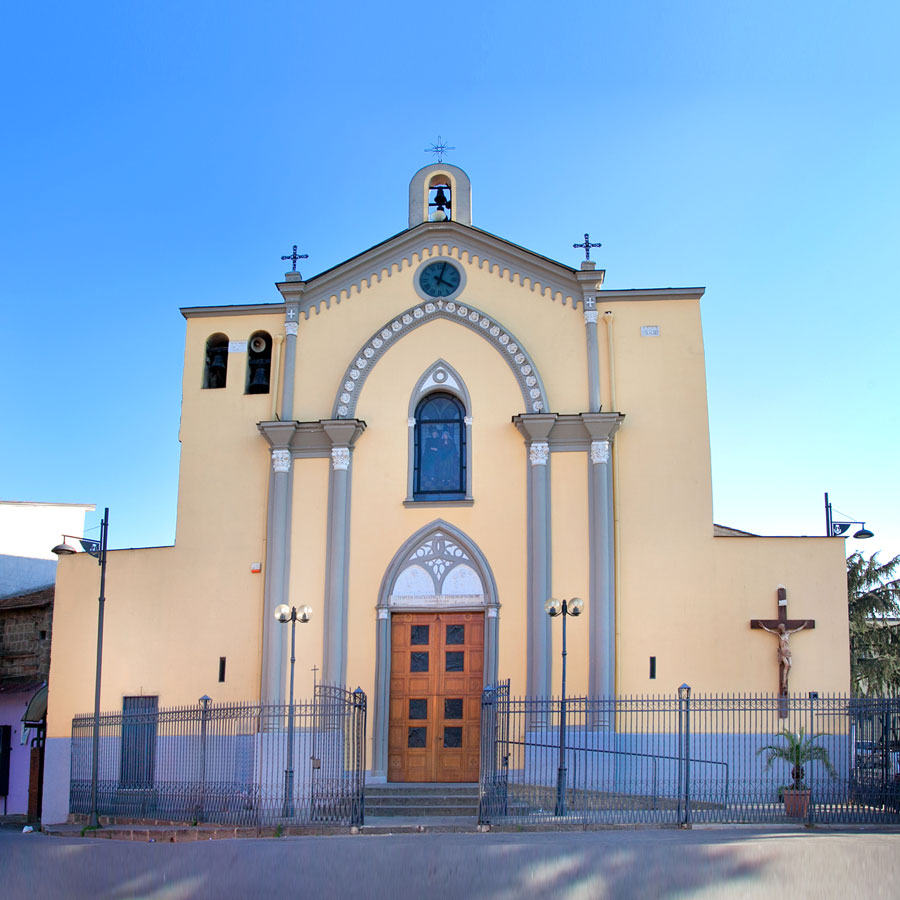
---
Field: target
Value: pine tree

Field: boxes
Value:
[848,551,900,696]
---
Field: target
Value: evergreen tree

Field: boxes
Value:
[848,551,900,696]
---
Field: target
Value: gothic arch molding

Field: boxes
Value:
[377,519,500,612]
[331,300,549,418]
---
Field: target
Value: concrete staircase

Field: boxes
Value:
[363,783,479,831]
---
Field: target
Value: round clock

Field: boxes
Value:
[418,261,461,298]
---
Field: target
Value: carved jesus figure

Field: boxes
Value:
[758,621,811,694]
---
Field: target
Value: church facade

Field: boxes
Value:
[43,164,848,819]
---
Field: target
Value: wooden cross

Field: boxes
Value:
[750,586,815,715]
[281,245,308,272]
[573,233,602,261]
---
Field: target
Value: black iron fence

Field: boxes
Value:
[479,684,900,826]
[70,684,367,826]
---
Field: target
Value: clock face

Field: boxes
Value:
[419,261,461,298]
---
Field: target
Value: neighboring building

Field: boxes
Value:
[0,501,95,598]
[43,164,848,822]
[0,501,92,819]
[0,588,53,818]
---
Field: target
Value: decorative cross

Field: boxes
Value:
[573,233,602,261]
[750,586,815,716]
[281,245,308,272]
[286,308,297,320]
[424,135,455,163]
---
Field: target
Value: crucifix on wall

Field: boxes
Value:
[751,586,815,716]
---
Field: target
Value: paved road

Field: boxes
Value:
[3,825,899,899]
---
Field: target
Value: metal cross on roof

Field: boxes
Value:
[425,136,455,163]
[281,245,309,272]
[574,233,602,261]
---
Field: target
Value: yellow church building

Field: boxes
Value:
[42,163,848,823]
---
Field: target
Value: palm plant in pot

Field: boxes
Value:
[757,727,837,818]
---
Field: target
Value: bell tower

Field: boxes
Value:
[408,163,472,228]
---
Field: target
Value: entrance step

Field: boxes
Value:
[365,783,479,819]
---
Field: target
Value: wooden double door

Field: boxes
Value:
[388,611,483,782]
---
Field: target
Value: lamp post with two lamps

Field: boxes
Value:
[51,507,110,829]
[545,595,584,817]
[273,603,312,818]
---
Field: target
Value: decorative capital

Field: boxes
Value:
[529,441,550,466]
[331,447,351,471]
[272,449,292,473]
[590,440,610,465]
[407,417,416,428]
[377,607,389,620]
[487,607,499,618]
[464,416,473,426]
[583,310,599,325]
[284,321,298,336]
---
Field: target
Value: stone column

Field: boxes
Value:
[323,446,351,686]
[584,305,601,413]
[514,413,557,699]
[372,607,391,779]
[485,606,500,686]
[321,420,361,687]
[576,262,606,414]
[262,448,292,707]
[588,439,615,699]
[281,304,300,420]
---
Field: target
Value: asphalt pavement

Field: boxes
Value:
[3,825,899,899]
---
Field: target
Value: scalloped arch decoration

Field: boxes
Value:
[331,300,549,417]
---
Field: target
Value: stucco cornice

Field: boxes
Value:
[595,287,705,302]
[293,222,586,317]
[513,412,625,450]
[257,419,367,458]
[181,303,284,319]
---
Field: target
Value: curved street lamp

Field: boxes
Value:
[274,603,312,818]
[545,596,584,817]
[51,507,109,829]
[825,493,874,539]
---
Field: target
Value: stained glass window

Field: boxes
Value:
[446,624,464,644]
[411,625,429,645]
[444,698,463,719]
[414,393,465,500]
[443,726,462,748]
[445,651,464,672]
[409,699,427,719]
[410,652,429,672]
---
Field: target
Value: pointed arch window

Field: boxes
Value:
[414,393,466,500]
[203,333,228,389]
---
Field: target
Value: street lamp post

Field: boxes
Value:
[545,596,584,817]
[274,603,312,818]
[824,492,874,539]
[52,507,110,829]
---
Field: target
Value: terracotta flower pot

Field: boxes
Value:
[783,788,811,818]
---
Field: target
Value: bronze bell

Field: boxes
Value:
[248,362,269,393]
[433,186,450,209]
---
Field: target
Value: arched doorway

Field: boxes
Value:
[372,521,499,782]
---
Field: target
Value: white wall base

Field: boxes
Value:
[41,737,71,825]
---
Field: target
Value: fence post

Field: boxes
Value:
[807,692,816,826]
[678,684,691,826]
[198,695,211,824]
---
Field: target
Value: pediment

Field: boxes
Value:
[282,221,585,319]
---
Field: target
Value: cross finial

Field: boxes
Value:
[281,245,309,273]
[425,135,455,163]
[574,233,602,261]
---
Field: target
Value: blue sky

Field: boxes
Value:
[2,1,897,564]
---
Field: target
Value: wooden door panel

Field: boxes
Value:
[389,611,483,782]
